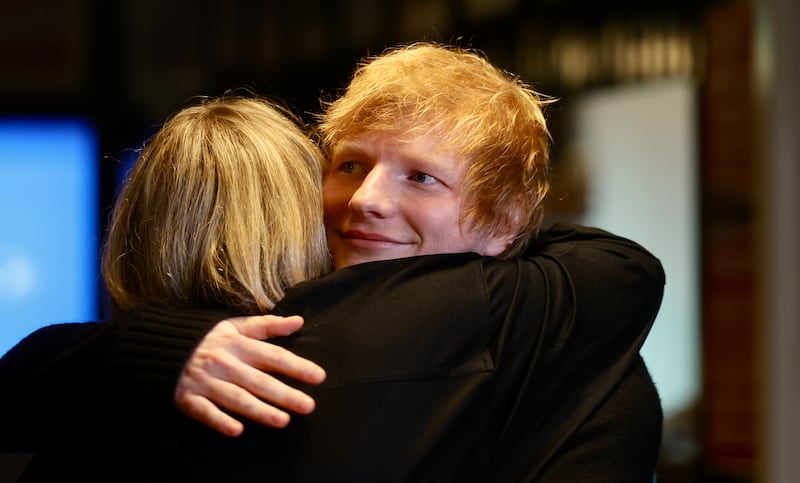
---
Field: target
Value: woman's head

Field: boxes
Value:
[317,42,553,257]
[102,95,330,315]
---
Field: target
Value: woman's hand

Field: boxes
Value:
[174,314,326,437]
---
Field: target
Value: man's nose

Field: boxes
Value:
[347,167,395,217]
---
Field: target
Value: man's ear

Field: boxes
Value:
[483,233,514,256]
[483,196,524,256]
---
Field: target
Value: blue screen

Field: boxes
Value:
[0,118,98,356]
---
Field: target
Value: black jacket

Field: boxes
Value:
[1,224,665,482]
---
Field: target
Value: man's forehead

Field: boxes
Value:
[336,131,463,165]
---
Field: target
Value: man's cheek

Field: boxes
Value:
[323,187,356,216]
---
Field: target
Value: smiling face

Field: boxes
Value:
[323,131,512,269]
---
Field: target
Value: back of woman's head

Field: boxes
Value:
[102,95,330,316]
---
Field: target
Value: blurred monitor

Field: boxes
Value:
[0,117,98,356]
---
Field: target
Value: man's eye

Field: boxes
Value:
[340,161,367,175]
[411,172,437,184]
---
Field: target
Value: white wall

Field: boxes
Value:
[570,79,700,418]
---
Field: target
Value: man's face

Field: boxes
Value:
[323,131,509,269]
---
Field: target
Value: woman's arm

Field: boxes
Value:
[0,305,326,452]
[110,304,326,436]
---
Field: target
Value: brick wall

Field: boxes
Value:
[700,1,758,479]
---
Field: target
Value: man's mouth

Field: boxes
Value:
[340,230,406,248]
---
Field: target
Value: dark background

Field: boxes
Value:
[1,0,714,223]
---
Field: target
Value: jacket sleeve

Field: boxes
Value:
[0,321,113,452]
[0,304,230,454]
[108,304,236,405]
[485,223,666,481]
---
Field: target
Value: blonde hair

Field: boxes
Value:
[102,95,330,316]
[317,42,553,257]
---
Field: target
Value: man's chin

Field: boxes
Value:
[333,253,384,269]
[332,250,409,269]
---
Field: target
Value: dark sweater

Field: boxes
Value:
[1,224,665,482]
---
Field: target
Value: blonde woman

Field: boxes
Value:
[0,94,331,478]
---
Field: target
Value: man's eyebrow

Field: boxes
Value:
[401,148,460,173]
[332,140,367,157]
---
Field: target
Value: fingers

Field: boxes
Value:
[232,314,305,339]
[218,357,317,415]
[174,314,326,436]
[178,393,245,437]
[197,373,294,428]
[189,341,318,415]
[231,315,326,385]
[178,354,298,432]
[239,335,326,385]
